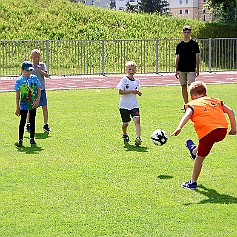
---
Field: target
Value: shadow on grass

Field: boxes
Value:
[184,184,237,205]
[123,142,148,152]
[157,174,173,180]
[15,145,44,154]
[35,131,50,139]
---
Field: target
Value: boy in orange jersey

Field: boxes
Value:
[171,81,236,189]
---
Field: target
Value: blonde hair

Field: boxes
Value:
[31,49,41,55]
[189,81,207,96]
[183,25,192,31]
[125,61,137,68]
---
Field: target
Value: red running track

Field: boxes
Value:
[0,72,236,92]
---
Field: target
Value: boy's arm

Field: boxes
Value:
[223,104,236,135]
[32,88,41,109]
[170,108,193,136]
[36,65,49,78]
[175,54,180,79]
[195,53,200,77]
[15,90,20,116]
[119,89,142,96]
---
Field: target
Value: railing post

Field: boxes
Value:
[45,40,50,75]
[208,38,212,73]
[102,40,105,76]
[156,39,159,74]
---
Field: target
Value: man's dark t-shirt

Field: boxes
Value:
[176,39,200,72]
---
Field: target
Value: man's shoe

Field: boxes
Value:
[181,179,197,190]
[43,124,51,132]
[185,139,197,160]
[122,134,130,143]
[15,139,23,147]
[30,138,37,145]
[135,137,142,146]
[25,123,30,132]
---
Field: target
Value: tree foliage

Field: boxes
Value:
[208,0,237,23]
[138,0,169,14]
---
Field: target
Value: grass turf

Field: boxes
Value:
[0,84,237,236]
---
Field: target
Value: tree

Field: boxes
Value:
[208,0,237,23]
[138,0,169,14]
[125,2,139,13]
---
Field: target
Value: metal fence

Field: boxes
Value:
[0,38,236,77]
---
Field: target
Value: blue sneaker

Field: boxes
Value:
[181,179,197,190]
[185,139,197,160]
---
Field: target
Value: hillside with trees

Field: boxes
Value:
[0,0,236,40]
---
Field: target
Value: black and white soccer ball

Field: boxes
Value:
[151,129,168,146]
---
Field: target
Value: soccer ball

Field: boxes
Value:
[151,129,168,146]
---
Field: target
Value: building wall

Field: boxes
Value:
[83,0,111,8]
[115,0,139,11]
[81,0,212,21]
[169,0,212,21]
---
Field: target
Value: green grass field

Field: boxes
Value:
[1,84,237,236]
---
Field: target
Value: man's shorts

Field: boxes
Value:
[39,89,48,107]
[119,108,140,123]
[197,128,227,157]
[178,71,196,85]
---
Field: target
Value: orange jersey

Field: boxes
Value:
[186,96,228,139]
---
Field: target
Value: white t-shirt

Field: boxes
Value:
[116,76,140,110]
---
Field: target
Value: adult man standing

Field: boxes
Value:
[175,25,200,109]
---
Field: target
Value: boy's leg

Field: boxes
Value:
[40,90,51,132]
[19,110,28,140]
[131,108,142,146]
[42,105,48,125]
[133,116,141,138]
[181,84,188,104]
[178,72,188,104]
[25,112,30,132]
[182,155,205,189]
[191,155,206,182]
[119,109,131,142]
[29,109,36,139]
[183,128,227,189]
[134,116,142,146]
[122,123,129,135]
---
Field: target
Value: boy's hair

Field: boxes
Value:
[31,49,41,55]
[189,81,207,95]
[125,61,137,68]
[183,25,192,31]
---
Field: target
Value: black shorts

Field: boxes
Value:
[119,108,140,123]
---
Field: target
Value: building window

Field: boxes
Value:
[180,0,182,4]
[180,9,183,14]
[185,9,188,14]
[130,0,135,2]
[203,0,206,2]
[186,0,188,3]
[202,9,206,14]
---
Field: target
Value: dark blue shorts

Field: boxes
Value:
[39,89,48,107]
[119,108,140,123]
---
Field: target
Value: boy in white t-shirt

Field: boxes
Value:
[116,61,142,146]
